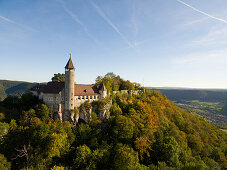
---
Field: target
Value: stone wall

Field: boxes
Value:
[74,95,101,107]
[42,93,61,112]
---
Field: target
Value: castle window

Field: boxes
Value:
[62,98,64,101]
[97,96,99,99]
[86,96,88,99]
[56,97,58,101]
[90,96,92,99]
[49,97,53,101]
[82,96,84,99]
[94,96,96,99]
[78,96,81,100]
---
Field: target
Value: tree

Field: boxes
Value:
[73,145,91,169]
[20,109,36,126]
[95,76,103,85]
[120,80,135,90]
[112,115,135,142]
[51,73,65,82]
[0,122,9,140]
[134,136,152,161]
[110,103,122,116]
[162,136,180,167]
[21,93,39,111]
[36,104,51,121]
[113,144,140,170]
[0,154,11,170]
[51,165,65,170]
[73,145,105,169]
[12,144,31,170]
[105,72,116,79]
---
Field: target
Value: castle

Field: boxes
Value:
[31,56,107,122]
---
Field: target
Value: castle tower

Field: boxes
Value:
[99,83,107,99]
[64,55,75,122]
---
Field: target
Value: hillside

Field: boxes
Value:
[149,88,227,128]
[0,75,226,169]
[0,80,37,101]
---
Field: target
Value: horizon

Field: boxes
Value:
[1,78,227,91]
[0,0,227,88]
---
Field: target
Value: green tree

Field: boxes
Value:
[36,104,52,121]
[105,72,116,79]
[51,73,65,82]
[162,136,180,167]
[0,122,9,141]
[20,109,36,126]
[112,115,135,142]
[110,103,122,116]
[114,144,140,170]
[95,76,103,85]
[73,144,105,169]
[0,154,11,170]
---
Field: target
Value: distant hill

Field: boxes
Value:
[0,80,37,101]
[148,88,227,103]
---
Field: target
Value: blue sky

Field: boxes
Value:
[0,0,227,88]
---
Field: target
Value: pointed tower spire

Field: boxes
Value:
[65,53,75,69]
[100,82,107,91]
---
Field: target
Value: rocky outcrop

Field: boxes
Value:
[97,101,111,120]
[78,108,92,123]
[74,99,112,124]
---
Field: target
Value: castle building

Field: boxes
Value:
[31,57,107,122]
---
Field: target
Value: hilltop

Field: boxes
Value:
[0,80,36,101]
[0,74,226,169]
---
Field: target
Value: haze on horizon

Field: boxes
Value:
[0,0,226,89]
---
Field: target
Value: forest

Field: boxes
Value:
[0,73,226,169]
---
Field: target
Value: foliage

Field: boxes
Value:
[95,72,141,92]
[51,73,65,82]
[0,154,11,170]
[113,143,141,170]
[0,77,226,169]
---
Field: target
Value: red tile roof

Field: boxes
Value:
[31,82,64,94]
[74,84,100,96]
[42,82,65,93]
[65,57,75,69]
[31,82,100,96]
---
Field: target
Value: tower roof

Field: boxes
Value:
[65,56,75,69]
[100,83,107,91]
